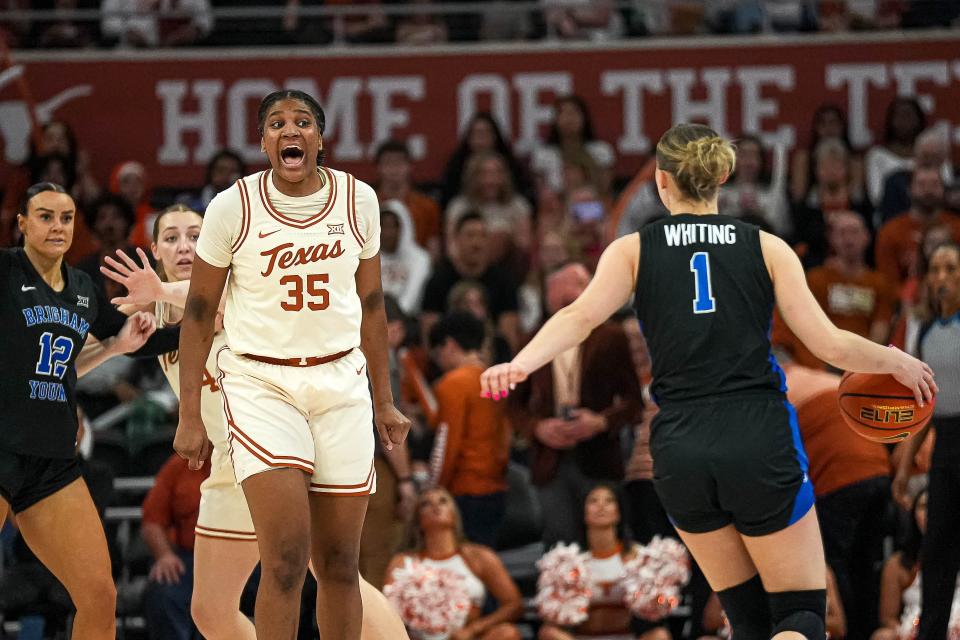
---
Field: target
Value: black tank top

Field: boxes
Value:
[633,214,786,406]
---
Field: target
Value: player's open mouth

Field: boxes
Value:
[176,258,192,266]
[280,145,305,168]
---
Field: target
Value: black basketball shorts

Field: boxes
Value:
[0,447,82,514]
[650,393,814,537]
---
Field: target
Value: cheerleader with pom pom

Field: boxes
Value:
[385,488,523,640]
[538,485,680,640]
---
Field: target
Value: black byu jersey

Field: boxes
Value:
[1,248,129,458]
[633,215,786,406]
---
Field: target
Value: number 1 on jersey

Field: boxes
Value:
[690,252,716,314]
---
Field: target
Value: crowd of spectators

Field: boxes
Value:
[2,76,960,639]
[2,0,958,50]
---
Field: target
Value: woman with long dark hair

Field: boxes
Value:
[865,97,927,206]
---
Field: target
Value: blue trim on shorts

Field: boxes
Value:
[784,400,815,525]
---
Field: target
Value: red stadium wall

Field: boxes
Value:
[5,32,959,187]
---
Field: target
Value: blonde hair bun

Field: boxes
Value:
[656,124,736,202]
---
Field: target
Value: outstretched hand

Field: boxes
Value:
[480,361,529,401]
[100,247,164,306]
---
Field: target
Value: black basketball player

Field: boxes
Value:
[0,183,178,639]
[481,124,936,640]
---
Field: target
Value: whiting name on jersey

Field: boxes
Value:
[664,223,737,247]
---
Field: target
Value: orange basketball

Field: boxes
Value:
[838,372,934,443]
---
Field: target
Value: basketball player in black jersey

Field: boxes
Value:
[482,124,936,640]
[0,183,179,639]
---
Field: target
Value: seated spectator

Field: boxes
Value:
[806,210,897,344]
[189,149,245,213]
[879,127,956,224]
[447,280,513,365]
[374,139,442,257]
[385,488,523,640]
[440,112,528,209]
[783,357,891,640]
[818,0,904,30]
[530,95,615,197]
[865,97,926,206]
[380,200,431,315]
[541,0,624,40]
[101,0,213,47]
[719,134,791,237]
[538,484,669,640]
[421,212,521,352]
[445,150,533,268]
[790,104,864,208]
[427,312,511,546]
[396,0,449,44]
[141,453,211,640]
[75,194,138,302]
[507,263,642,547]
[321,0,392,44]
[110,160,155,248]
[792,136,871,267]
[875,167,960,291]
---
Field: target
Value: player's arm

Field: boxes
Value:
[176,256,225,468]
[101,247,228,315]
[481,233,639,398]
[75,312,154,377]
[357,255,411,450]
[761,231,936,405]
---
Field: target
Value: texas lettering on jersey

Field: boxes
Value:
[160,350,220,393]
[259,239,345,278]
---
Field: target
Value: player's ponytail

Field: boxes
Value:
[656,124,736,202]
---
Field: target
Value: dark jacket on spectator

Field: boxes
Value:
[507,321,642,485]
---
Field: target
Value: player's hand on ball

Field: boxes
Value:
[174,414,212,471]
[480,361,529,400]
[889,346,938,406]
[375,402,411,451]
[100,247,164,306]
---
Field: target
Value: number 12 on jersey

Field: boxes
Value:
[690,252,716,314]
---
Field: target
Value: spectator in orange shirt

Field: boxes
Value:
[374,139,441,259]
[427,311,511,546]
[875,167,960,291]
[783,356,891,640]
[141,453,210,640]
[807,210,897,344]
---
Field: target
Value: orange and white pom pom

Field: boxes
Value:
[622,536,691,621]
[384,558,471,636]
[534,543,592,626]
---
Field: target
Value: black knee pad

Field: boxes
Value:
[717,575,771,640]
[769,589,826,639]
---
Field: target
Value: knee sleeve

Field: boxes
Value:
[769,589,826,640]
[717,575,771,640]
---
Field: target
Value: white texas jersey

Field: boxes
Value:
[196,168,380,359]
[156,302,229,447]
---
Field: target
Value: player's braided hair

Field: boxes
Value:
[656,124,736,202]
[257,90,326,165]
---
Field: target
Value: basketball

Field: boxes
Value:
[838,372,934,443]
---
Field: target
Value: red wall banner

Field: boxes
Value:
[4,34,959,188]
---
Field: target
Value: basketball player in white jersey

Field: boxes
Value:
[173,90,411,640]
[102,205,409,640]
